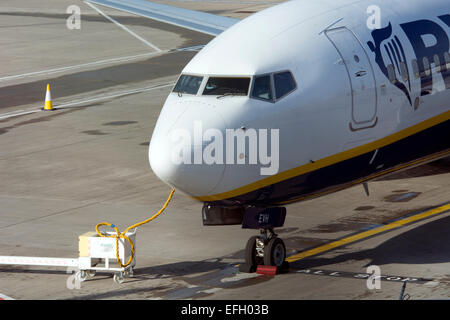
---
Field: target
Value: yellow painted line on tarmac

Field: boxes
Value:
[286,203,450,263]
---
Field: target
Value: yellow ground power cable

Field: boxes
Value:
[95,188,175,268]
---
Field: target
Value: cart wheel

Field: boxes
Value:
[77,270,88,282]
[127,267,134,278]
[87,270,96,279]
[113,272,125,284]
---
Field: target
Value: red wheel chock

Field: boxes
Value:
[256,265,278,275]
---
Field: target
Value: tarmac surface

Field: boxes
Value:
[0,0,449,300]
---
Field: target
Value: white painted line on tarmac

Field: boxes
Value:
[0,109,24,116]
[0,293,14,300]
[0,109,41,120]
[220,272,259,283]
[0,52,165,83]
[0,82,175,120]
[0,44,201,83]
[55,82,175,109]
[84,1,162,52]
[164,0,278,4]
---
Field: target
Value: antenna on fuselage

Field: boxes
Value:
[362,182,370,196]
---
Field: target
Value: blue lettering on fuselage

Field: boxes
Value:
[367,14,450,103]
[401,16,450,93]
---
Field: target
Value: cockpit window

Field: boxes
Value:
[251,75,273,101]
[173,74,203,95]
[274,71,296,99]
[203,77,250,96]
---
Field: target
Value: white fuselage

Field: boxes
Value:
[149,0,450,205]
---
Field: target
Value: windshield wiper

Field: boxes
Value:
[217,89,246,99]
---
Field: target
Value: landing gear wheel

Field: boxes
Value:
[241,236,263,273]
[113,272,125,284]
[264,237,286,268]
[244,236,259,268]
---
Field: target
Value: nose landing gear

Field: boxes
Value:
[240,207,289,274]
[200,203,289,273]
[244,228,287,272]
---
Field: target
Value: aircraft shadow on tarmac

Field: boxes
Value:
[1,215,448,297]
[2,217,448,278]
[288,215,450,270]
[0,258,231,279]
[116,215,450,282]
[377,157,449,181]
[133,259,231,279]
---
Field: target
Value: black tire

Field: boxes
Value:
[244,236,259,267]
[264,237,286,267]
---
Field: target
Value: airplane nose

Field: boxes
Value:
[149,100,226,196]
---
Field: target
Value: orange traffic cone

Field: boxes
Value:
[43,84,53,111]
